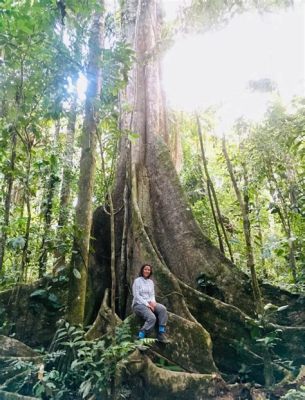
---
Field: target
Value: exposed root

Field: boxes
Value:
[125,312,217,373]
[85,289,122,340]
[0,391,37,400]
[116,349,231,400]
[178,279,296,384]
[0,336,39,358]
[1,370,32,392]
[0,356,42,363]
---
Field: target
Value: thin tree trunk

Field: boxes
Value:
[38,122,60,277]
[21,149,32,281]
[52,21,77,274]
[60,106,76,218]
[222,136,262,313]
[206,181,224,253]
[66,6,104,325]
[118,177,129,318]
[196,115,234,262]
[0,59,24,272]
[0,131,17,271]
[266,167,297,282]
[38,168,57,277]
[108,189,116,342]
[255,198,268,279]
[54,92,77,273]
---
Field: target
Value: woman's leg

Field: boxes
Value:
[133,304,157,335]
[154,303,170,343]
[154,303,168,326]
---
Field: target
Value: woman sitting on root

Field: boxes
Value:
[132,264,169,343]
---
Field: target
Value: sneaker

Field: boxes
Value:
[136,330,145,340]
[157,333,170,344]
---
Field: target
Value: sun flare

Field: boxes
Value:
[162,1,305,130]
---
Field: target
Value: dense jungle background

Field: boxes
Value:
[0,0,305,399]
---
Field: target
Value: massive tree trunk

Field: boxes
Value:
[86,0,305,393]
[116,0,244,312]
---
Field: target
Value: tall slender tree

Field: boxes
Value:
[0,130,17,271]
[222,135,263,313]
[196,114,234,262]
[66,3,105,325]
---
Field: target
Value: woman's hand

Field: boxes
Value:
[148,301,157,311]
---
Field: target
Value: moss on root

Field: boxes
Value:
[116,350,230,400]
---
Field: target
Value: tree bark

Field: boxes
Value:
[54,89,77,274]
[0,60,24,273]
[90,0,266,327]
[66,5,104,325]
[196,114,234,262]
[108,189,117,341]
[38,125,60,277]
[266,166,297,282]
[255,197,268,278]
[170,114,183,173]
[0,131,17,271]
[20,147,32,281]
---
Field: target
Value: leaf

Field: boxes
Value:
[277,305,289,312]
[263,303,276,311]
[7,236,26,250]
[30,289,48,299]
[128,132,140,141]
[17,19,33,34]
[73,268,81,279]
[71,359,79,369]
[275,248,285,257]
[47,293,62,309]
[80,380,92,398]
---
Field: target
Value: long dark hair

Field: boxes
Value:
[139,264,153,278]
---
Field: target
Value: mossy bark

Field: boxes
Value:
[66,7,104,326]
[0,278,66,347]
[125,312,217,374]
[115,350,230,400]
[0,335,39,357]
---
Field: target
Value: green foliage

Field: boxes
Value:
[281,387,305,400]
[12,321,138,399]
[245,303,296,386]
[0,0,134,283]
[178,112,219,243]
[180,0,292,33]
[177,97,305,284]
[30,288,63,311]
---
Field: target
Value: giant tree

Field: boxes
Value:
[86,0,305,394]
